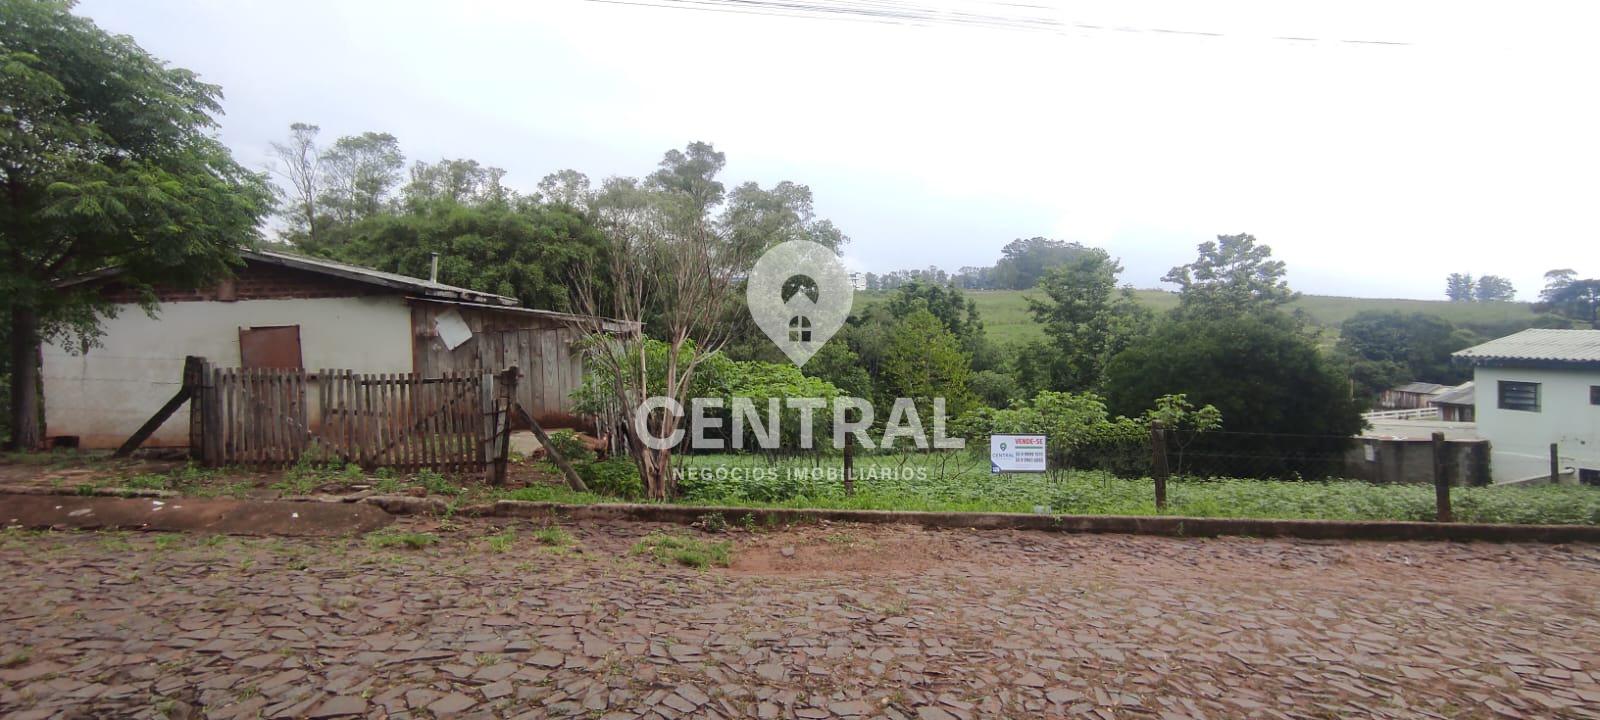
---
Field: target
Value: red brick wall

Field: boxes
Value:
[99,260,386,303]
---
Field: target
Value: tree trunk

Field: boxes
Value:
[8,305,42,451]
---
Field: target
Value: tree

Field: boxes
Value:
[269,123,324,245]
[1103,315,1362,476]
[1162,233,1297,319]
[537,169,591,208]
[1024,249,1151,392]
[331,199,608,311]
[321,131,404,223]
[720,180,848,257]
[990,237,1091,290]
[402,158,507,208]
[1445,273,1476,302]
[1474,274,1516,302]
[1536,269,1600,328]
[0,0,271,449]
[646,141,725,220]
[879,309,977,422]
[574,159,750,499]
[1337,311,1476,397]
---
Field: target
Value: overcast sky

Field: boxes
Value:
[76,0,1600,300]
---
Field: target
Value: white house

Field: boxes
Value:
[1453,329,1600,484]
[43,249,631,450]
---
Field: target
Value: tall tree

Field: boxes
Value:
[402,158,508,208]
[321,131,403,223]
[0,0,271,448]
[1473,274,1516,302]
[1444,273,1476,302]
[646,141,726,220]
[1337,311,1476,397]
[990,237,1090,290]
[1024,249,1151,392]
[1536,269,1600,328]
[268,122,323,244]
[720,180,848,256]
[537,169,592,208]
[1162,233,1297,319]
[880,308,977,421]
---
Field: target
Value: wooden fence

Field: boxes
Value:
[191,362,508,473]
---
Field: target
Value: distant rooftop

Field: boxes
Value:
[1391,381,1448,395]
[1454,329,1600,369]
[1430,382,1475,406]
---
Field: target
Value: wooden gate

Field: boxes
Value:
[195,364,505,472]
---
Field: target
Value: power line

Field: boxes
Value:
[584,0,1412,46]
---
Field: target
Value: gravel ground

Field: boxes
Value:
[2,518,1598,719]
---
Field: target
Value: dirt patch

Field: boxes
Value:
[727,522,976,574]
[0,494,392,536]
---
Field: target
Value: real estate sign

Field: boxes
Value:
[990,434,1047,473]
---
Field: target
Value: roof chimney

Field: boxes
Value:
[429,253,440,284]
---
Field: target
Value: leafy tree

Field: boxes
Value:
[879,309,977,421]
[968,369,1019,408]
[646,141,725,220]
[720,180,847,257]
[1104,315,1362,476]
[0,0,271,448]
[990,237,1091,290]
[1536,269,1600,328]
[1162,233,1297,319]
[1024,249,1151,391]
[320,131,404,223]
[1337,311,1476,397]
[801,340,873,400]
[952,390,1148,469]
[331,199,607,311]
[537,169,591,208]
[402,158,508,208]
[269,122,324,245]
[1474,274,1515,302]
[1445,273,1476,302]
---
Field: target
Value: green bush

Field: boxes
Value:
[544,430,596,464]
[578,458,644,499]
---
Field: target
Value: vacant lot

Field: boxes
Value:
[2,518,1598,719]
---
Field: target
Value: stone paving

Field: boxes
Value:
[2,518,1599,719]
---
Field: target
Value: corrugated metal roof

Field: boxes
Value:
[1391,381,1447,395]
[1429,382,1474,406]
[1454,329,1600,364]
[249,249,519,306]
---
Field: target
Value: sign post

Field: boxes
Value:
[990,434,1047,473]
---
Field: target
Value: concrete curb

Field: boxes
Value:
[439,499,1600,544]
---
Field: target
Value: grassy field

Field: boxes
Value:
[500,453,1600,526]
[855,289,1539,346]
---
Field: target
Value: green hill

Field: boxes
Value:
[855,289,1539,346]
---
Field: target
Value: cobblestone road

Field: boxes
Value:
[2,518,1598,719]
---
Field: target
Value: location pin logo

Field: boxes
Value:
[747,241,853,366]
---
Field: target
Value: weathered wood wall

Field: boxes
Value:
[410,302,589,429]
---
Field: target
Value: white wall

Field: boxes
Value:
[43,296,414,448]
[1473,366,1600,482]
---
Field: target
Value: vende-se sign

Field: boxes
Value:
[990,434,1047,473]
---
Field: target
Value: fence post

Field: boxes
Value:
[843,431,855,496]
[1150,423,1169,511]
[491,366,518,486]
[1550,442,1561,484]
[480,371,496,470]
[186,357,206,461]
[1432,431,1452,522]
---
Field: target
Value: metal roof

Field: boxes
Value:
[248,249,518,307]
[1391,382,1447,395]
[406,297,640,334]
[1429,382,1475,406]
[1453,329,1600,367]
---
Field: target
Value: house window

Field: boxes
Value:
[1591,386,1600,405]
[239,325,304,369]
[788,316,812,342]
[1497,380,1540,412]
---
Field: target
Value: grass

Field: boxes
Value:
[531,526,576,547]
[630,531,733,568]
[668,453,1600,525]
[855,289,1540,346]
[365,530,439,550]
[485,528,518,553]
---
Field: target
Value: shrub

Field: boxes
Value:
[544,430,595,465]
[578,458,644,499]
[630,532,732,568]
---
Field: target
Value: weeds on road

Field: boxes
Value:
[630,532,732,569]
[365,530,439,550]
[485,528,517,553]
[531,526,575,547]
